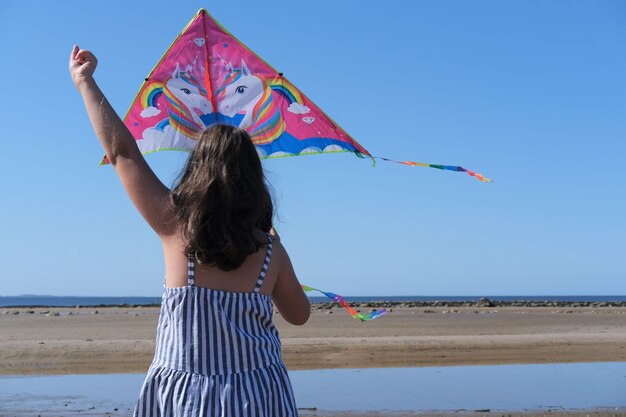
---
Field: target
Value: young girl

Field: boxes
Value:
[69,45,310,416]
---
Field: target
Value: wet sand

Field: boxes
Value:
[1,304,625,374]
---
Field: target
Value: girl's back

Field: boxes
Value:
[137,233,298,416]
[162,229,282,296]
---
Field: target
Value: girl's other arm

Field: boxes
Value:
[69,45,176,237]
[272,241,310,325]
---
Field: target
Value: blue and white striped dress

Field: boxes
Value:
[134,235,298,416]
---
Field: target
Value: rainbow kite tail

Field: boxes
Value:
[301,285,387,322]
[374,156,492,183]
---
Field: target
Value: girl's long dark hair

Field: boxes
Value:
[172,125,273,270]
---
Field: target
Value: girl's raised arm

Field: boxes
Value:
[70,45,176,237]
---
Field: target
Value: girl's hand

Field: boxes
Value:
[69,45,98,89]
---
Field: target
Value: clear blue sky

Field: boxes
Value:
[1,1,624,296]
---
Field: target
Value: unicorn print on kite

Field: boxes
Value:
[132,62,214,156]
[214,59,332,155]
[215,59,288,144]
[163,64,213,135]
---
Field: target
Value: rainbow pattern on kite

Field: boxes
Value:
[105,8,491,182]
[301,285,387,321]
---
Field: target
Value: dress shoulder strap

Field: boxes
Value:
[253,234,273,293]
[187,253,196,287]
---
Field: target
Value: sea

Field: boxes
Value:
[1,294,625,307]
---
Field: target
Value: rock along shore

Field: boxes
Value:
[2,297,626,310]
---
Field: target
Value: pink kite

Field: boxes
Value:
[103,9,491,182]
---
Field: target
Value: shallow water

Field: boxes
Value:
[0,363,624,413]
[291,362,626,411]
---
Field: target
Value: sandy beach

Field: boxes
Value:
[1,303,625,374]
[1,303,625,417]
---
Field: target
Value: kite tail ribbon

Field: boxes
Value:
[301,285,386,322]
[373,156,492,183]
